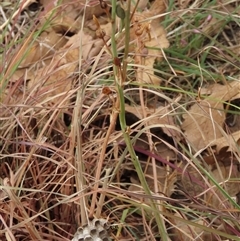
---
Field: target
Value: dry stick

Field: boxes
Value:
[72,99,88,225]
[78,17,114,221]
[129,0,140,22]
[89,97,119,218]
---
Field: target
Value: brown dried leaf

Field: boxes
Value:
[182,80,240,150]
[26,61,73,105]
[203,146,234,166]
[40,0,105,21]
[212,131,240,153]
[50,15,79,34]
[63,28,109,63]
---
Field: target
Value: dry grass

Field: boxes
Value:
[0,0,240,241]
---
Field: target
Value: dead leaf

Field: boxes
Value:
[212,131,240,153]
[203,146,234,166]
[182,80,240,150]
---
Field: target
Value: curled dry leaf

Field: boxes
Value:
[39,1,80,33]
[182,80,240,150]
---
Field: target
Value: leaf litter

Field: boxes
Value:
[0,0,240,240]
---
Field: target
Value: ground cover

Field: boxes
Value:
[0,0,240,240]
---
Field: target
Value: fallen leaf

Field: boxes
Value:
[182,80,240,150]
[212,131,240,153]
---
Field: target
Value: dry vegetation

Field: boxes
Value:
[0,0,240,240]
